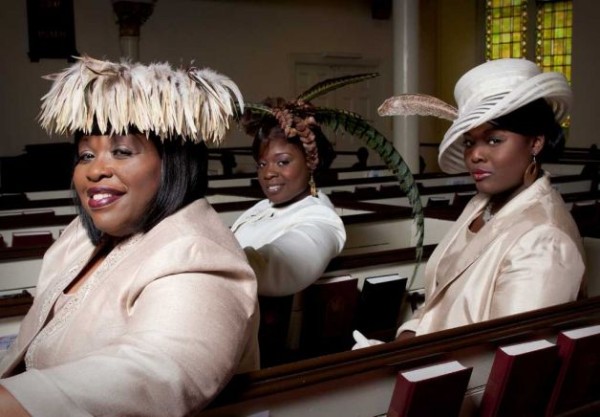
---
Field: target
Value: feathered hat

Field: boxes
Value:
[378,58,572,173]
[38,55,244,144]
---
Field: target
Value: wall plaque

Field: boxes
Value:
[26,0,79,62]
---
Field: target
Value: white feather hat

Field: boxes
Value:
[439,58,572,173]
[38,55,244,144]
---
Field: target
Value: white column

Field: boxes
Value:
[112,0,156,61]
[392,0,420,172]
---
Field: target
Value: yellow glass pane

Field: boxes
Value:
[512,43,521,57]
[486,0,528,60]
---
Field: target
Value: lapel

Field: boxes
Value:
[0,227,94,377]
[427,175,550,305]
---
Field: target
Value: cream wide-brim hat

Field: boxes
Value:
[438,58,572,174]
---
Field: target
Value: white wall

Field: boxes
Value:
[0,0,393,157]
[1,0,598,161]
[570,0,600,148]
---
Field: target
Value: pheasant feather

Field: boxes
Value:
[313,107,424,285]
[297,73,380,103]
[378,93,458,121]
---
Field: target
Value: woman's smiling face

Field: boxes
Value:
[73,134,162,238]
[256,136,311,206]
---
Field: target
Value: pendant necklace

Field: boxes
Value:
[482,201,494,223]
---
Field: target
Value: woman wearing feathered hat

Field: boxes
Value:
[231,96,346,298]
[379,58,585,338]
[0,56,259,416]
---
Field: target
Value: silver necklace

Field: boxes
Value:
[482,202,494,223]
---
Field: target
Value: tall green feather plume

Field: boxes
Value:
[297,73,380,103]
[313,107,424,284]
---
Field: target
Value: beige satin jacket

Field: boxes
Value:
[398,174,585,336]
[0,199,259,417]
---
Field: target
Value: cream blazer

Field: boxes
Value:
[0,199,259,417]
[398,174,585,336]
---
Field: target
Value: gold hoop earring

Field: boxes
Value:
[523,153,539,187]
[309,173,317,197]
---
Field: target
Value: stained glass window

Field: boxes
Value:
[536,1,573,81]
[486,0,528,60]
[485,0,573,127]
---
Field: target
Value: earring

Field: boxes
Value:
[309,173,317,197]
[523,153,539,187]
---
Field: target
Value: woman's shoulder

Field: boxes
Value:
[291,192,341,218]
[146,200,246,254]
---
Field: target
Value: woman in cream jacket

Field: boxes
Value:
[382,59,585,338]
[0,57,258,417]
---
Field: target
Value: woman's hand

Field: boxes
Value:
[351,330,385,350]
[396,330,416,341]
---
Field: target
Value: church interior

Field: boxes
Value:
[0,1,599,416]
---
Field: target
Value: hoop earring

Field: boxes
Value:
[523,153,539,187]
[309,173,317,197]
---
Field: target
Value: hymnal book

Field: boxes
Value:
[300,275,360,357]
[11,230,54,248]
[545,324,600,416]
[257,294,295,368]
[387,360,472,417]
[355,273,408,339]
[479,339,559,417]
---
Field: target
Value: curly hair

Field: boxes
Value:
[240,97,336,172]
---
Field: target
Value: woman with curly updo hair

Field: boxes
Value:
[231,97,346,297]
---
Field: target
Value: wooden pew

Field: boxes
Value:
[198,297,600,417]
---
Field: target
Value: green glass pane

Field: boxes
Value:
[501,33,511,43]
[512,43,522,57]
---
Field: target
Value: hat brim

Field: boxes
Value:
[438,71,572,174]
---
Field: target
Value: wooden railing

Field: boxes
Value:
[198,297,600,417]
